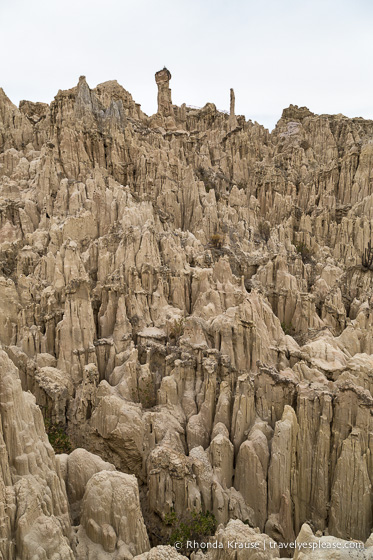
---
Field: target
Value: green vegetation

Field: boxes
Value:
[164,510,216,552]
[45,418,73,454]
[295,242,313,264]
[281,321,295,336]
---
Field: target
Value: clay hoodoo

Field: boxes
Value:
[155,67,173,117]
[229,87,237,129]
[0,69,372,558]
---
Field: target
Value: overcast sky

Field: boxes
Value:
[0,0,372,130]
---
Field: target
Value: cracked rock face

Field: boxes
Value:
[0,71,372,558]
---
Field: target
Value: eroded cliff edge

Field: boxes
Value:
[0,70,372,558]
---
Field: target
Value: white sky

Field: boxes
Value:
[0,0,372,130]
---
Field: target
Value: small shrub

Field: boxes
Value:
[164,511,178,526]
[281,321,294,336]
[45,419,72,454]
[168,318,185,342]
[295,242,313,264]
[165,510,216,553]
[210,234,224,249]
[258,220,271,242]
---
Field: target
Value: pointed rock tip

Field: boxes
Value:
[0,87,16,108]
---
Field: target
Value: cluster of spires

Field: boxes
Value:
[154,67,237,127]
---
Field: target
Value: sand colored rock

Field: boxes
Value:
[293,524,370,559]
[0,349,74,559]
[134,547,188,560]
[204,519,280,559]
[77,471,150,557]
[0,71,373,557]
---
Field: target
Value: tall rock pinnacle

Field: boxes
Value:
[155,67,173,117]
[230,88,235,116]
[229,87,238,129]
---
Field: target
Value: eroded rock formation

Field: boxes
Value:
[0,69,372,558]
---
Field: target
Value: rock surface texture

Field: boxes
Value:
[0,70,372,558]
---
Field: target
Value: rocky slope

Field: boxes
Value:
[0,68,372,558]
